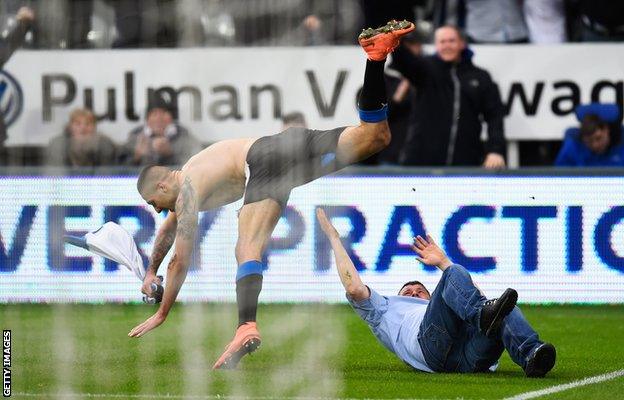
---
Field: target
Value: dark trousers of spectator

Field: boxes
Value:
[580,26,624,42]
[359,0,418,28]
[418,265,542,373]
[68,0,93,48]
[111,0,178,48]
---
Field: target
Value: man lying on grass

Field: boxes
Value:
[315,208,556,377]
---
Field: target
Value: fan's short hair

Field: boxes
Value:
[398,280,427,295]
[136,165,169,195]
[436,25,467,42]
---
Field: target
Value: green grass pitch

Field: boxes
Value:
[1,303,623,400]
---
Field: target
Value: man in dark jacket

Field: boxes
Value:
[393,25,506,168]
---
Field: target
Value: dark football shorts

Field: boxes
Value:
[243,126,347,208]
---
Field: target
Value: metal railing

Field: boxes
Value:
[2,165,624,177]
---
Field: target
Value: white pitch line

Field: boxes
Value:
[503,368,624,400]
[17,370,624,400]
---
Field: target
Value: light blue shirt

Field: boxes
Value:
[347,287,433,373]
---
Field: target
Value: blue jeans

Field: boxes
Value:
[417,265,542,372]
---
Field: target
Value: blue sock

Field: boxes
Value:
[236,260,264,326]
[358,104,388,122]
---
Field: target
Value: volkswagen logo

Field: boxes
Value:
[0,70,23,127]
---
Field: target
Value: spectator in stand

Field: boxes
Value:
[46,108,117,167]
[122,94,201,166]
[464,0,528,43]
[523,0,567,43]
[0,6,34,164]
[555,104,624,167]
[300,15,325,46]
[431,0,466,31]
[393,25,506,168]
[110,0,178,48]
[577,0,624,42]
[67,0,94,48]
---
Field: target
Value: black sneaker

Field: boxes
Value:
[525,343,556,378]
[480,288,518,337]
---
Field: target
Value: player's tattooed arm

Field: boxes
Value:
[175,176,198,240]
[157,176,199,317]
[147,212,178,275]
[129,177,199,337]
[315,208,369,301]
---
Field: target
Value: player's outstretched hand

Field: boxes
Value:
[316,208,339,239]
[410,234,453,270]
[128,312,166,338]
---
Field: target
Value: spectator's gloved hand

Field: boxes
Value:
[16,7,35,23]
[483,153,506,170]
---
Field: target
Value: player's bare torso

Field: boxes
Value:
[180,137,258,211]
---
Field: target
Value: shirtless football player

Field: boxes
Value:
[127,20,415,370]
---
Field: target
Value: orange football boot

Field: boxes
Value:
[212,322,261,369]
[358,20,415,61]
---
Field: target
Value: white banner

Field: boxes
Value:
[1,174,624,303]
[1,44,623,145]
